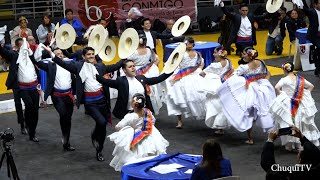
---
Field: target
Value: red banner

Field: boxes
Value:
[63,0,197,28]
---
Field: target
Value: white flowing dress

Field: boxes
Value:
[126,49,163,115]
[269,76,320,147]
[108,112,169,171]
[198,60,232,129]
[217,62,275,132]
[165,52,206,119]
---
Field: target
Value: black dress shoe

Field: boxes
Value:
[21,127,28,135]
[29,136,39,142]
[96,152,105,161]
[63,144,75,151]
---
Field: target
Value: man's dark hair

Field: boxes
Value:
[98,18,106,23]
[65,9,73,15]
[52,47,60,52]
[82,47,95,55]
[15,38,23,47]
[239,3,248,9]
[122,59,133,69]
[141,18,151,26]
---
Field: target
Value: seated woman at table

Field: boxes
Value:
[108,93,169,171]
[198,46,233,135]
[217,47,275,144]
[126,34,163,115]
[165,37,206,128]
[190,139,232,180]
[269,62,319,151]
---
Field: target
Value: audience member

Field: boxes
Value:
[265,8,287,55]
[261,127,320,180]
[10,16,33,47]
[36,15,55,45]
[190,139,232,180]
[61,8,85,44]
[286,9,307,43]
[27,35,38,52]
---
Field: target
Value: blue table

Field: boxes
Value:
[295,28,310,44]
[164,42,220,67]
[121,153,202,180]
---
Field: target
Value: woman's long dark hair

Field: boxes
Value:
[200,139,223,178]
[42,15,52,33]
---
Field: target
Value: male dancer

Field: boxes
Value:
[301,0,320,76]
[32,47,76,151]
[0,38,40,142]
[43,46,123,161]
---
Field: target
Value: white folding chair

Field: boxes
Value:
[214,176,240,180]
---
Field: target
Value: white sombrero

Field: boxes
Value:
[118,28,139,59]
[172,15,191,37]
[266,0,283,13]
[55,24,76,50]
[88,25,107,55]
[49,22,59,47]
[98,38,116,62]
[162,43,186,74]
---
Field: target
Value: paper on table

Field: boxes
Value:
[196,41,206,44]
[184,169,193,174]
[150,163,185,174]
[150,165,179,174]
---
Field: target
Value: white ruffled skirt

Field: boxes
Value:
[269,91,320,147]
[217,75,275,132]
[198,74,230,129]
[165,68,206,119]
[108,126,169,171]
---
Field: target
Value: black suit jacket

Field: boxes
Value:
[302,0,320,44]
[221,6,268,45]
[96,73,171,119]
[138,30,173,50]
[261,137,320,180]
[0,46,39,90]
[266,14,287,39]
[31,59,76,101]
[161,29,185,48]
[52,56,123,108]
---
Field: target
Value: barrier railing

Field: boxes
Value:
[0,0,64,20]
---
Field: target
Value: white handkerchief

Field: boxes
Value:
[184,169,193,174]
[34,43,45,62]
[214,0,221,6]
[79,62,99,83]
[0,25,7,34]
[292,0,303,8]
[16,38,32,65]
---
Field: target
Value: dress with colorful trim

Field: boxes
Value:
[217,60,275,132]
[126,49,163,115]
[197,60,233,129]
[108,109,169,171]
[269,75,319,147]
[165,52,206,119]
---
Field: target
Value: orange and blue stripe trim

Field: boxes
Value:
[173,66,198,81]
[221,60,234,83]
[130,108,153,150]
[136,62,153,76]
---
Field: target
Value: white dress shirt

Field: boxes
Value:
[316,9,320,31]
[54,64,72,90]
[269,21,280,38]
[79,62,102,92]
[237,16,252,37]
[144,31,155,49]
[127,76,145,110]
[17,49,37,83]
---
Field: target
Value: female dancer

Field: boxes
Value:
[126,34,162,115]
[269,62,319,151]
[198,46,233,134]
[165,37,206,128]
[217,47,275,144]
[108,93,169,171]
